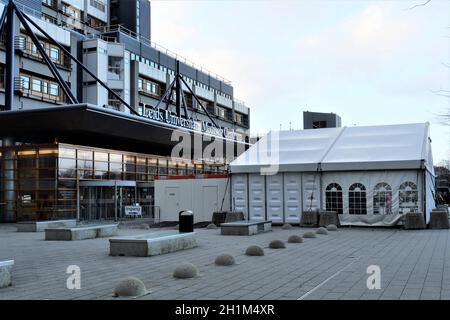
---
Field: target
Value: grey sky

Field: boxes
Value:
[151,0,450,164]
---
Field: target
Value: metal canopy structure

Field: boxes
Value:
[0,0,224,136]
[0,103,241,156]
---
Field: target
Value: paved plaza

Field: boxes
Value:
[0,223,449,300]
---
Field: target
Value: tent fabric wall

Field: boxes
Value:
[229,123,436,227]
[248,174,266,221]
[283,173,302,224]
[322,170,423,227]
[231,174,248,217]
[266,173,284,224]
[425,170,436,224]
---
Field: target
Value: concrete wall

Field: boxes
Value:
[303,111,341,130]
[155,177,230,223]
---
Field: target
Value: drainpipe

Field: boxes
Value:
[5,2,15,111]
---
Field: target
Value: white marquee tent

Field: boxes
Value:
[229,123,435,227]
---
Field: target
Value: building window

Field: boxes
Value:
[42,81,48,94]
[399,182,418,214]
[108,56,123,80]
[138,77,161,98]
[136,0,140,35]
[349,183,367,215]
[325,183,343,214]
[313,121,327,129]
[87,15,106,29]
[50,47,60,62]
[90,0,106,12]
[0,65,5,89]
[373,183,392,215]
[32,79,42,92]
[108,90,122,110]
[20,75,30,90]
[31,43,38,54]
[62,2,81,19]
[50,83,59,96]
[42,0,57,9]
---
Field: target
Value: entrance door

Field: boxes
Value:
[164,187,180,217]
[203,186,218,220]
[79,180,137,221]
[80,186,115,220]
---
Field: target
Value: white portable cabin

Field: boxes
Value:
[229,123,435,227]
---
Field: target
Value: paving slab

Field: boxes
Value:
[0,223,449,300]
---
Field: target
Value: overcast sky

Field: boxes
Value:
[151,0,450,164]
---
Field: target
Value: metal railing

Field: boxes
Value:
[79,203,160,222]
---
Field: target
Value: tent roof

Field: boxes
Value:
[230,123,433,173]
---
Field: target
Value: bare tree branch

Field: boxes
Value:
[405,0,432,10]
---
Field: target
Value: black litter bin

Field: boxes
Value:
[179,210,194,233]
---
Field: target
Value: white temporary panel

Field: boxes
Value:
[203,186,219,218]
[248,174,266,221]
[284,173,302,224]
[155,178,229,222]
[265,173,284,224]
[164,187,181,217]
[302,173,321,212]
[231,174,248,217]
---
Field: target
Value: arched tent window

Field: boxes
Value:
[399,182,418,214]
[373,183,392,215]
[349,183,367,215]
[325,183,343,214]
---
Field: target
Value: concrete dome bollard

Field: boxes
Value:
[316,227,329,235]
[269,239,286,249]
[303,231,317,238]
[282,223,293,230]
[288,235,303,243]
[113,277,148,297]
[206,223,218,230]
[245,245,265,256]
[326,224,338,231]
[215,253,236,266]
[173,262,199,279]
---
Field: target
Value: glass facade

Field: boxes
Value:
[0,143,227,222]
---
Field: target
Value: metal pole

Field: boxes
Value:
[179,76,222,132]
[20,9,139,115]
[5,2,15,111]
[14,5,78,104]
[114,181,117,222]
[176,61,181,117]
[76,176,80,222]
[0,4,8,43]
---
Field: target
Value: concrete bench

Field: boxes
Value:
[318,210,341,227]
[17,219,77,232]
[45,224,118,241]
[404,212,426,230]
[0,260,14,288]
[429,209,450,229]
[109,231,197,257]
[221,220,272,236]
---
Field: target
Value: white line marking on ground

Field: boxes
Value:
[297,257,360,300]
